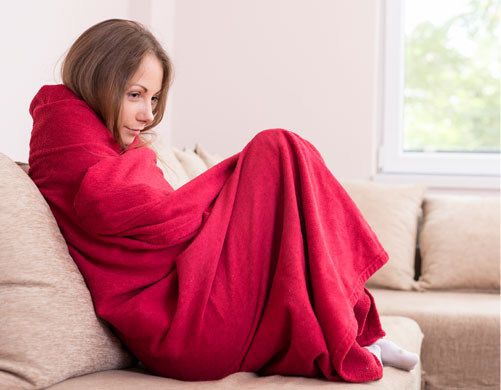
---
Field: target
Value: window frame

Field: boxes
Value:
[377,0,500,188]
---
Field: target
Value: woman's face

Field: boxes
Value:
[119,53,163,147]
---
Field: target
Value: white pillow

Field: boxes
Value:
[149,137,222,188]
[148,137,191,190]
[195,144,224,168]
[173,147,208,180]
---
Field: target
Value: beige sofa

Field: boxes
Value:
[341,177,500,390]
[0,143,498,390]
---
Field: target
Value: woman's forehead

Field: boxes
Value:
[127,54,163,93]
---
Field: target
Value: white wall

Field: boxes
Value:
[0,0,154,162]
[165,0,382,180]
[5,1,495,194]
[149,0,177,144]
[1,0,382,181]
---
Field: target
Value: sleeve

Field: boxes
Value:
[73,147,239,246]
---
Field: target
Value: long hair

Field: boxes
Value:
[61,19,173,149]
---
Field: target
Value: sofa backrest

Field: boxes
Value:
[0,152,134,390]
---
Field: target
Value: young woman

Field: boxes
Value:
[28,19,418,382]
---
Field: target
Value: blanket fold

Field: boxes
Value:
[29,84,388,383]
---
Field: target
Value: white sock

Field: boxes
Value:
[374,338,419,371]
[363,343,382,365]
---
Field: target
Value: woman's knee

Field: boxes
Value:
[249,129,294,153]
[254,128,290,141]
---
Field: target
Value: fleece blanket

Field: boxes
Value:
[28,84,389,382]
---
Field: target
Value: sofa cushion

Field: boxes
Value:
[370,288,500,390]
[46,316,423,390]
[195,143,224,168]
[0,152,134,390]
[418,195,500,291]
[148,137,191,190]
[149,139,223,189]
[172,147,208,180]
[340,180,426,290]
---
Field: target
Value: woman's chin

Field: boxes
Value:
[123,135,138,147]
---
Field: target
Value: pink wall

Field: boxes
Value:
[164,0,382,180]
[0,0,145,162]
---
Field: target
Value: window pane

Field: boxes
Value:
[404,0,500,153]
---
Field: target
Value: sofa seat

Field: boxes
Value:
[370,288,500,390]
[46,316,422,390]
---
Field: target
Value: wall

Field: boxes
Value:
[3,1,497,194]
[0,0,154,162]
[164,0,382,181]
[0,0,398,181]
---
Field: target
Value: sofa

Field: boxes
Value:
[341,184,500,390]
[0,140,498,390]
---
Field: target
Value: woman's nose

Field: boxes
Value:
[138,102,154,124]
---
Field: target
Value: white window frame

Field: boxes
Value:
[377,0,500,189]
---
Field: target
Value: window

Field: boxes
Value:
[379,0,500,186]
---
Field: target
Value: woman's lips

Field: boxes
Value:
[126,127,141,135]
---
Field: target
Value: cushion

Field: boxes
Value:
[149,138,223,189]
[0,152,134,390]
[370,288,500,390]
[340,180,426,290]
[195,143,223,168]
[46,316,423,390]
[417,195,500,291]
[173,147,208,180]
[148,138,191,190]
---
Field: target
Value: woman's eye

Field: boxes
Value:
[152,96,159,103]
[128,92,140,99]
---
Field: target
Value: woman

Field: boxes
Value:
[28,19,418,382]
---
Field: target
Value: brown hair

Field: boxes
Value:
[61,19,173,149]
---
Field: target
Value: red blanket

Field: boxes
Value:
[29,84,388,382]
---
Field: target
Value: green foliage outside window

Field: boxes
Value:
[404,0,500,153]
